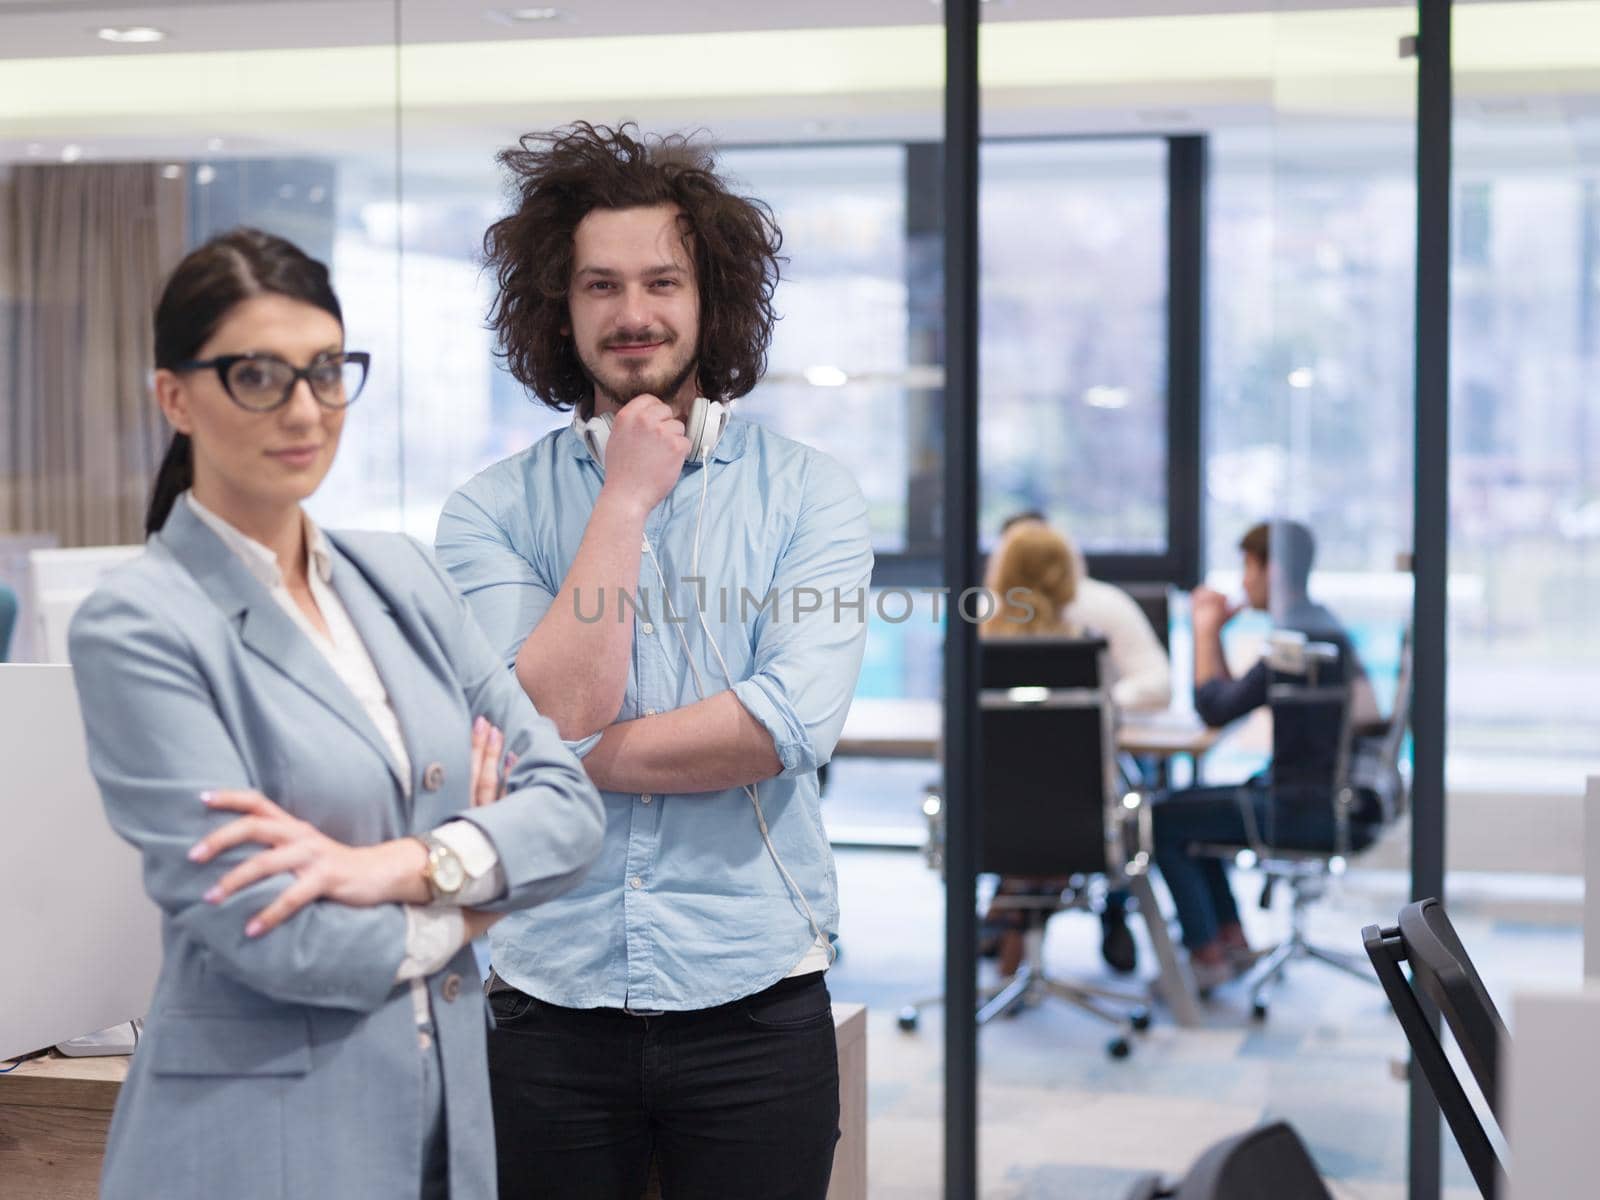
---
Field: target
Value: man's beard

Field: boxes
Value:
[580,335,699,411]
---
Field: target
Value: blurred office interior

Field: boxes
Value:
[4,2,1600,1197]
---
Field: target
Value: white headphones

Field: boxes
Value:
[573,396,730,471]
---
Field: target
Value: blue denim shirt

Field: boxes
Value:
[435,416,873,1010]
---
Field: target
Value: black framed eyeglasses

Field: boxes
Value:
[176,351,371,412]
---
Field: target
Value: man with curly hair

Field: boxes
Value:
[435,123,872,1198]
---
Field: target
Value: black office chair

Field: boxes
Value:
[1193,628,1412,1019]
[1121,1121,1334,1199]
[1363,898,1508,1200]
[902,637,1153,1058]
[1118,582,1172,653]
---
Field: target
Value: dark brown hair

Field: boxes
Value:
[1240,519,1316,593]
[482,122,783,414]
[146,229,342,534]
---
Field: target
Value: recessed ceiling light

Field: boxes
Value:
[1083,385,1129,410]
[96,26,167,44]
[160,164,182,180]
[803,365,849,388]
[195,165,217,186]
[60,144,84,163]
[489,7,567,23]
[205,137,224,153]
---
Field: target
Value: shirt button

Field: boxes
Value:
[641,794,653,804]
[630,876,644,889]
[441,973,462,1003]
[421,763,445,792]
[641,622,655,635]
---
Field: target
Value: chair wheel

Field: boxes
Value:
[1252,1000,1269,1021]
[1107,1037,1132,1060]
[1130,1007,1153,1033]
[897,1008,920,1032]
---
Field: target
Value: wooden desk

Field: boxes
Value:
[5,1007,868,1200]
[835,697,1219,763]
[0,1053,126,1200]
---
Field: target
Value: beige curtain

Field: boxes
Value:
[0,163,187,546]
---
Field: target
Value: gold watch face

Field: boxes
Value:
[429,844,466,894]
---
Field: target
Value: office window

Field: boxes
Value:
[1207,125,1600,783]
[980,138,1169,552]
[722,145,912,553]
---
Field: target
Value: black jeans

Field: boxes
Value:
[487,971,840,1200]
[1152,780,1379,950]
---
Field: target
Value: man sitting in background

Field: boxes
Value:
[1153,518,1379,992]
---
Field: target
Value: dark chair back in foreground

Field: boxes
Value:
[1120,1121,1333,1200]
[1363,898,1508,1199]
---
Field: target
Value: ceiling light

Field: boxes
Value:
[803,365,849,388]
[160,164,182,180]
[60,144,84,163]
[491,7,566,22]
[96,27,167,44]
[1287,368,1315,390]
[1084,385,1129,409]
[195,165,217,186]
[205,137,224,152]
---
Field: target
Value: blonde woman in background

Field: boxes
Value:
[979,520,1086,975]
[983,519,1082,640]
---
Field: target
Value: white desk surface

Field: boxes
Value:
[835,697,1218,761]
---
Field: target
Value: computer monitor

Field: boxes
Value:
[27,545,143,664]
[0,665,160,1061]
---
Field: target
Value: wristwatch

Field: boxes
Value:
[413,833,467,902]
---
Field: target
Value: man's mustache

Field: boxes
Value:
[603,331,674,349]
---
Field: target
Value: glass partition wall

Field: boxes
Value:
[1249,4,1421,1193]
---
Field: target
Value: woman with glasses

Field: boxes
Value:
[68,228,604,1200]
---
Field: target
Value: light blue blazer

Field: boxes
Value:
[67,499,604,1200]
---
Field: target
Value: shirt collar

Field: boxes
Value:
[184,491,334,588]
